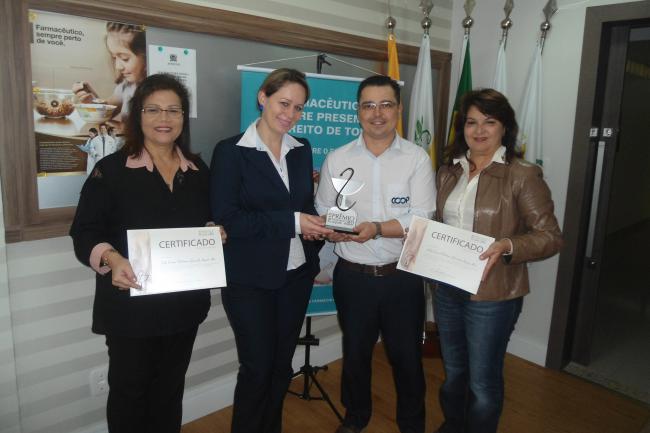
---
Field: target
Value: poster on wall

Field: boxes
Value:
[239,66,365,316]
[148,45,198,118]
[29,10,146,176]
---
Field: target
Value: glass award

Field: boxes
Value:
[325,168,364,234]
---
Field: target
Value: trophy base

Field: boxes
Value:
[329,227,360,235]
[326,207,358,236]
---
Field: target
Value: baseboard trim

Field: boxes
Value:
[182,331,343,424]
[507,333,547,366]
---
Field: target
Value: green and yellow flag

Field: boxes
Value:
[447,35,473,153]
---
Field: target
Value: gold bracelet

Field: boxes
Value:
[101,248,118,267]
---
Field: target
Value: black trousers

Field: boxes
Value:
[221,264,313,433]
[333,263,426,433]
[105,326,198,433]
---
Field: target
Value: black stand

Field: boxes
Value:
[288,316,343,422]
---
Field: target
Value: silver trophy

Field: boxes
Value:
[325,168,364,233]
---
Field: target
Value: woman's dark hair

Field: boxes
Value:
[258,68,310,110]
[105,22,146,84]
[122,73,198,162]
[357,75,401,104]
[446,88,522,166]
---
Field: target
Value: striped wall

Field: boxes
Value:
[3,235,341,433]
[0,179,21,433]
[173,0,453,51]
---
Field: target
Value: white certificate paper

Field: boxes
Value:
[397,216,495,294]
[127,227,226,296]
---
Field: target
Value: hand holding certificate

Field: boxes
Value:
[127,226,226,296]
[398,216,494,294]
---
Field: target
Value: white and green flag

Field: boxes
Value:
[407,33,435,165]
[492,38,508,95]
[519,43,543,166]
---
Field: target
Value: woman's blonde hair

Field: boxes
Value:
[258,68,310,110]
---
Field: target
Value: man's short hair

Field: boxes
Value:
[357,75,400,104]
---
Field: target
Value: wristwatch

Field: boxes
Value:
[372,222,382,240]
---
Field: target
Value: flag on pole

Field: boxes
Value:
[447,34,472,150]
[387,32,404,136]
[407,33,435,165]
[492,38,508,95]
[518,43,543,166]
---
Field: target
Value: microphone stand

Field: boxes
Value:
[288,317,343,421]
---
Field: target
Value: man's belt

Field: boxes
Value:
[337,258,398,277]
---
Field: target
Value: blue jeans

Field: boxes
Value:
[434,283,523,433]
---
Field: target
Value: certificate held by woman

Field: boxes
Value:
[398,216,494,294]
[127,226,226,296]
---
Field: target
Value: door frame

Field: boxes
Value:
[546,0,650,370]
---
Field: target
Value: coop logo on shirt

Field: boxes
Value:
[390,196,410,207]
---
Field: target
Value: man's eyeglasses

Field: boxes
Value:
[142,105,184,118]
[359,101,397,112]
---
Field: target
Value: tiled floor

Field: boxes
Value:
[567,221,650,404]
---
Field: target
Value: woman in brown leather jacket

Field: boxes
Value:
[433,89,562,433]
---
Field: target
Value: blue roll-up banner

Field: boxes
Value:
[239,66,364,316]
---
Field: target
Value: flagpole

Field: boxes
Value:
[385,5,403,136]
[462,0,475,36]
[492,0,513,94]
[540,0,558,54]
[459,0,474,85]
[412,0,441,359]
[447,1,475,153]
[500,0,513,50]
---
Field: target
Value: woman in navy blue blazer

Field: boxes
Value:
[210,68,332,433]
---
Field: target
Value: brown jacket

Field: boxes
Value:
[436,158,563,301]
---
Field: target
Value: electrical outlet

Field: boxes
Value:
[89,366,109,396]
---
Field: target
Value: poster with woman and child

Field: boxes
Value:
[30,10,146,176]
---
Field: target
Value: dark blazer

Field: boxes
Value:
[70,150,211,337]
[210,132,322,289]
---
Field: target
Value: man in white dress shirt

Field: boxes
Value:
[315,75,436,433]
[87,123,118,174]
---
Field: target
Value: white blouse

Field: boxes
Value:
[442,146,507,231]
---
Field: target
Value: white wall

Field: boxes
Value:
[448,0,647,365]
[174,0,453,50]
